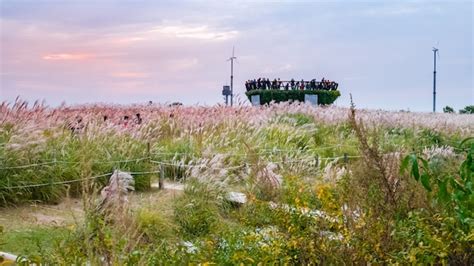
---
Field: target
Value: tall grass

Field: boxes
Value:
[0,100,470,206]
[1,99,473,264]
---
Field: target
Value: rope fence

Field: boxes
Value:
[0,144,359,170]
[0,161,70,170]
[0,157,152,170]
[0,154,359,171]
[150,144,357,157]
[0,170,166,190]
[1,172,112,190]
[0,144,414,190]
[0,154,369,190]
[150,160,247,170]
[0,149,405,172]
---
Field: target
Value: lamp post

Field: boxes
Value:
[432,47,438,113]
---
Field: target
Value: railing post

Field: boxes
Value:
[147,142,152,189]
[159,164,164,190]
[147,142,151,161]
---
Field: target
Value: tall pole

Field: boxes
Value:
[433,48,436,112]
[228,46,236,106]
[231,57,234,106]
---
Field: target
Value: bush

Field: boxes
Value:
[443,106,455,113]
[245,90,341,105]
[391,211,473,264]
[173,180,225,238]
[459,105,474,114]
[401,137,474,234]
[136,209,176,242]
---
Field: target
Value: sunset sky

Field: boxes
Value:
[1,0,472,111]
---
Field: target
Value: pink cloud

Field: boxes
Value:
[168,58,199,71]
[42,53,93,60]
[110,72,150,78]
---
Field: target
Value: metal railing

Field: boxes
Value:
[245,79,339,91]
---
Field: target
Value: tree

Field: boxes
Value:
[459,105,474,114]
[443,106,455,113]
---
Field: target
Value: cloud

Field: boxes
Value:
[279,64,293,71]
[42,53,93,60]
[110,72,150,78]
[148,24,238,41]
[105,81,147,93]
[362,6,420,17]
[168,58,199,71]
[261,64,294,74]
[359,3,443,18]
[1,1,471,110]
[114,37,147,43]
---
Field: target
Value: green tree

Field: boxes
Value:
[459,105,474,114]
[443,106,455,113]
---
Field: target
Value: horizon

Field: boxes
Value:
[1,0,472,112]
[4,96,472,115]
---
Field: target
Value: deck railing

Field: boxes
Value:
[245,79,339,92]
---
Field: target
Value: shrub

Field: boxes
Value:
[459,105,474,114]
[443,106,455,113]
[245,90,341,105]
[401,137,474,234]
[136,209,176,242]
[173,180,225,238]
[391,211,473,264]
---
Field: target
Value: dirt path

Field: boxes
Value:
[0,198,84,230]
[0,183,184,231]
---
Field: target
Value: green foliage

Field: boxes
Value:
[401,137,474,233]
[418,128,444,146]
[459,105,474,114]
[443,106,455,113]
[391,211,473,264]
[236,200,278,228]
[205,227,294,264]
[155,138,197,181]
[136,209,176,241]
[173,180,226,238]
[245,89,341,105]
[1,227,69,255]
[279,113,314,126]
[0,130,156,206]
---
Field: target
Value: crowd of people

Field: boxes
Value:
[245,78,338,92]
[69,113,143,134]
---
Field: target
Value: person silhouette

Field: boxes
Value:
[134,113,143,125]
[123,116,130,127]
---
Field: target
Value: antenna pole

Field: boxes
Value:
[433,49,436,112]
[231,56,234,106]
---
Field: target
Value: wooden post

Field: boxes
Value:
[343,153,348,164]
[315,155,319,167]
[159,164,164,190]
[147,142,151,189]
[146,142,151,160]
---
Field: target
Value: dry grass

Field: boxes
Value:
[0,187,181,237]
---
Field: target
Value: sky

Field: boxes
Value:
[0,0,472,112]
